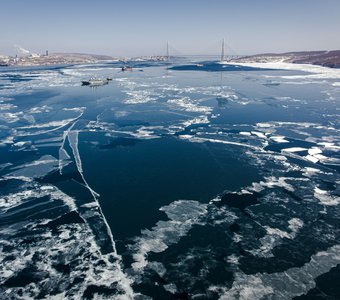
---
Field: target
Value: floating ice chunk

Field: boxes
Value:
[132,127,160,139]
[252,218,303,257]
[0,112,22,123]
[178,134,195,140]
[273,155,287,161]
[288,218,304,233]
[264,226,291,239]
[302,167,324,177]
[256,123,272,128]
[0,136,14,146]
[0,183,76,211]
[250,176,299,193]
[0,103,17,111]
[183,116,210,127]
[168,97,212,113]
[164,283,178,294]
[240,189,253,194]
[148,261,167,277]
[305,149,330,163]
[270,135,289,143]
[7,155,59,179]
[233,233,242,243]
[251,131,267,139]
[308,147,322,155]
[268,177,295,191]
[227,254,240,265]
[130,200,208,271]
[125,90,156,104]
[282,147,308,153]
[29,105,51,114]
[317,142,340,150]
[81,202,99,208]
[315,187,328,195]
[305,155,319,163]
[314,187,340,206]
[213,244,340,300]
[313,154,328,161]
[13,141,27,147]
[239,131,251,136]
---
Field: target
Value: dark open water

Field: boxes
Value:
[0,59,339,299]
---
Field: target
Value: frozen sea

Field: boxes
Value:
[0,59,340,299]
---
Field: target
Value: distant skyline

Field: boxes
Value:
[1,0,340,57]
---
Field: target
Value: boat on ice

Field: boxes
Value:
[82,77,110,86]
[121,66,133,71]
[263,80,280,87]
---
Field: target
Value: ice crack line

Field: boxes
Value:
[67,127,135,298]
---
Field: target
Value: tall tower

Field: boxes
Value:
[166,41,169,61]
[46,50,49,56]
[221,38,225,62]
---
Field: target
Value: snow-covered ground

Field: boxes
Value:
[220,61,340,79]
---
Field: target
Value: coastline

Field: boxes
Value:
[221,61,340,79]
[0,53,167,68]
[231,50,340,69]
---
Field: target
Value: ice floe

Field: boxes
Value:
[6,155,59,179]
[269,135,289,143]
[183,115,210,127]
[318,142,340,150]
[239,131,251,136]
[251,131,267,139]
[125,90,156,104]
[130,200,208,271]
[212,244,340,300]
[250,176,301,193]
[167,97,213,113]
[314,187,340,206]
[251,218,304,257]
[282,147,308,153]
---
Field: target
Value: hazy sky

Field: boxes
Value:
[1,0,340,56]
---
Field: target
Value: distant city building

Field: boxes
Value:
[46,50,48,56]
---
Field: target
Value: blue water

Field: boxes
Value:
[0,59,339,299]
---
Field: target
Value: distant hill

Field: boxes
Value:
[51,53,115,61]
[234,50,340,68]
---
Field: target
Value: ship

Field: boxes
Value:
[82,77,110,86]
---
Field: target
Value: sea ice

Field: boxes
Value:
[212,244,340,300]
[130,200,208,271]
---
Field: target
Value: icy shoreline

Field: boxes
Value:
[220,60,340,79]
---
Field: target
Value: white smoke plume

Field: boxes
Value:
[14,44,31,56]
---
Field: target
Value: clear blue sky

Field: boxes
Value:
[1,0,339,56]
